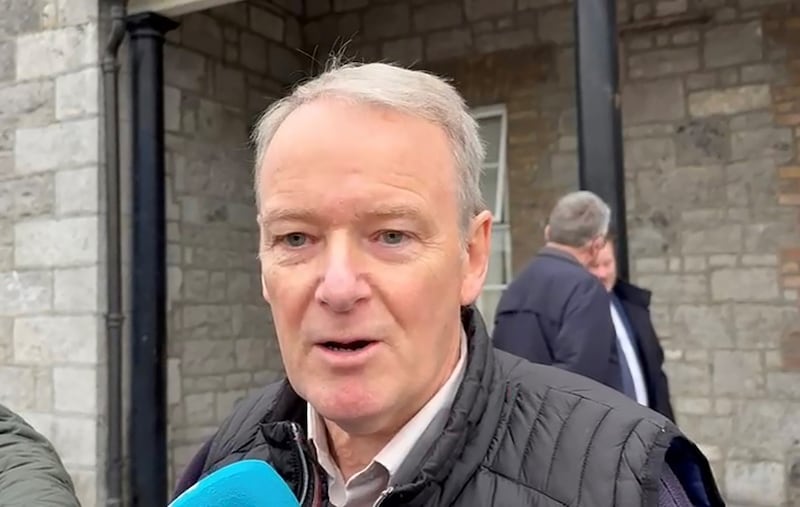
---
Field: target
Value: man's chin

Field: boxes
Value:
[308,388,389,431]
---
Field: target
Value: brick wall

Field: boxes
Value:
[154,0,303,488]
[299,0,800,503]
[0,0,103,505]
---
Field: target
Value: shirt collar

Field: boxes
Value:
[307,331,468,481]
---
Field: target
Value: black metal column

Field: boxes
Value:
[125,12,178,507]
[573,0,629,281]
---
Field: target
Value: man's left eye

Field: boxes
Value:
[378,230,407,245]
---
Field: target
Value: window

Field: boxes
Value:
[472,105,512,334]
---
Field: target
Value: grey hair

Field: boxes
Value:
[251,60,486,232]
[547,191,611,248]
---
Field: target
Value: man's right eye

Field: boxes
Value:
[281,233,308,248]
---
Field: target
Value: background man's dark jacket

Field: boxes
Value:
[174,308,723,507]
[614,279,676,420]
[492,246,623,390]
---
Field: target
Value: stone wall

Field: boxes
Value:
[299,0,800,503]
[157,0,302,488]
[0,0,103,505]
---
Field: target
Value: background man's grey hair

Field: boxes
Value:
[547,191,611,248]
[251,60,486,232]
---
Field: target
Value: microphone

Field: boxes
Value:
[169,459,301,507]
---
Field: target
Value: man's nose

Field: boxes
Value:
[314,234,370,312]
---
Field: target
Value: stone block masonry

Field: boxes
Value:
[152,0,302,490]
[0,0,104,505]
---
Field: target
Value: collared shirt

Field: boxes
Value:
[307,334,468,507]
[609,301,649,407]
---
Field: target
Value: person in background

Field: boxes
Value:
[0,403,81,507]
[492,191,623,390]
[174,61,722,506]
[588,233,676,420]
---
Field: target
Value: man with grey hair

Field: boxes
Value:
[493,191,624,389]
[174,62,722,506]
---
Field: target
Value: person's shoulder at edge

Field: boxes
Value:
[490,350,724,507]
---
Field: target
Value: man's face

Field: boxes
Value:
[257,98,491,436]
[588,241,617,291]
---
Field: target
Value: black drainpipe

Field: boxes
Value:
[125,12,178,507]
[573,0,630,281]
[102,3,127,506]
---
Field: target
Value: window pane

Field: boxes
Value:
[477,116,502,164]
[486,226,510,285]
[478,288,504,334]
[480,165,498,214]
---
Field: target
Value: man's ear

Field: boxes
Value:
[460,210,492,306]
[544,225,551,242]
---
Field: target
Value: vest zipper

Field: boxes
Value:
[290,422,324,507]
[375,486,394,506]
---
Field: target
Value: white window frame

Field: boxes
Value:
[471,105,512,332]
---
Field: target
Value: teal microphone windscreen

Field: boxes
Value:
[169,459,301,507]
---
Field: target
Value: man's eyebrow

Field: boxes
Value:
[355,204,424,220]
[258,204,426,226]
[259,208,318,224]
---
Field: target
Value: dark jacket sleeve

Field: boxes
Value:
[551,277,616,382]
[0,404,81,507]
[492,309,552,364]
[173,438,213,500]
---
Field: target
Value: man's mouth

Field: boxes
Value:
[320,340,375,352]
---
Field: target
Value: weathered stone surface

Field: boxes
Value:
[628,47,699,78]
[382,37,423,65]
[475,29,535,54]
[0,81,54,127]
[726,461,785,505]
[711,268,780,301]
[622,79,685,124]
[0,270,52,316]
[538,8,573,44]
[55,167,97,215]
[181,339,236,375]
[426,28,471,61]
[250,7,285,42]
[681,224,742,254]
[14,216,97,268]
[672,304,734,349]
[725,159,778,210]
[55,68,98,120]
[364,3,410,40]
[268,45,302,82]
[239,33,268,73]
[16,25,97,80]
[0,174,54,219]
[674,118,728,164]
[181,14,224,59]
[13,315,97,365]
[704,21,763,69]
[713,350,764,395]
[54,266,97,312]
[730,127,793,164]
[15,119,98,173]
[656,0,687,15]
[464,0,514,21]
[624,137,676,172]
[663,360,711,395]
[637,274,708,303]
[688,85,771,117]
[413,1,462,32]
[733,304,796,349]
[307,0,332,17]
[0,366,37,411]
[54,367,96,414]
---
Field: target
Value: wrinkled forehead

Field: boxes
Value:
[257,98,461,220]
